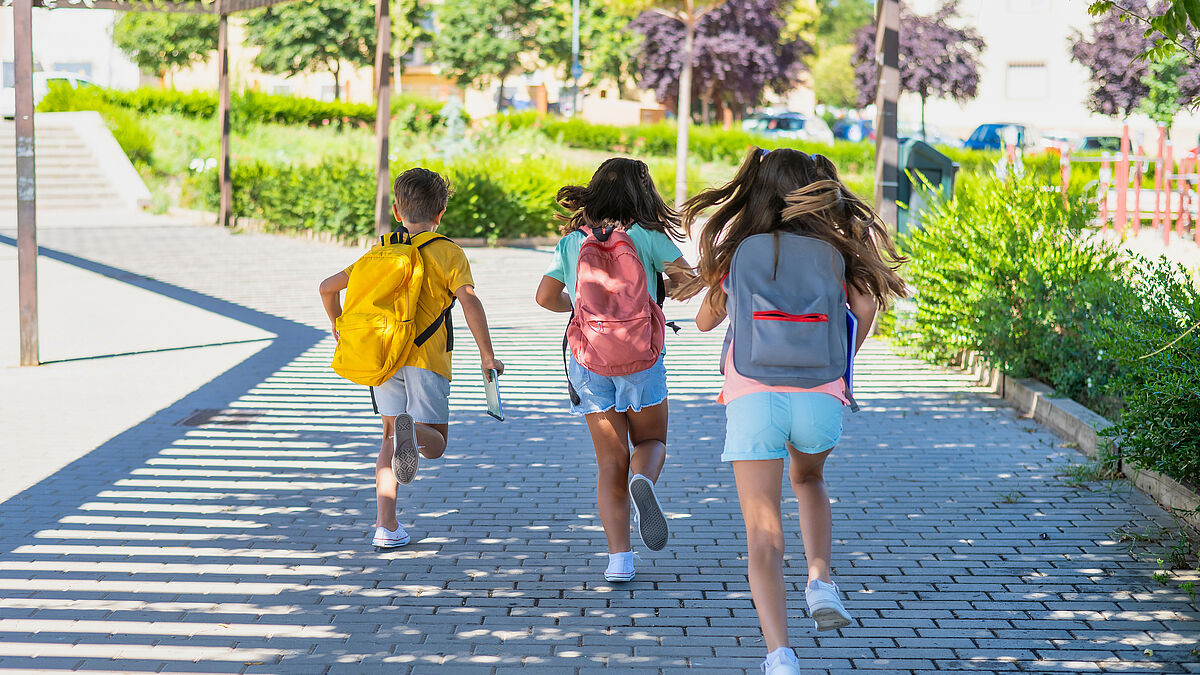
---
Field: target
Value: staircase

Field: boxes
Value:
[0,111,150,212]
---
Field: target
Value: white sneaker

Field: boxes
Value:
[761,647,801,674]
[604,551,636,582]
[804,579,852,631]
[372,524,410,548]
[392,413,419,485]
[629,474,668,551]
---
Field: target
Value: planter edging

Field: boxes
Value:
[960,351,1200,531]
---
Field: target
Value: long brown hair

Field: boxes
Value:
[680,146,907,308]
[556,157,684,241]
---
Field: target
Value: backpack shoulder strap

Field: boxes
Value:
[412,231,454,250]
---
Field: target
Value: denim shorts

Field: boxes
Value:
[567,351,668,416]
[722,391,844,462]
[370,366,451,424]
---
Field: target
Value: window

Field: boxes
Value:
[1006,63,1048,99]
[1007,0,1049,10]
[270,83,293,96]
[3,62,12,88]
[53,61,93,78]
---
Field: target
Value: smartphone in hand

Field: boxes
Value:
[484,368,504,421]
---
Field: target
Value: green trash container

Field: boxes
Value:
[897,138,959,235]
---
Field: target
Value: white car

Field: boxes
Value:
[1,71,99,118]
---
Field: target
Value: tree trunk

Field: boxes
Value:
[675,9,696,209]
[920,91,926,141]
[496,71,508,114]
[333,61,342,101]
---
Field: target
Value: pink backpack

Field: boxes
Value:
[565,225,666,390]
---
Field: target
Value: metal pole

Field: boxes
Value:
[1115,124,1129,237]
[374,0,392,236]
[872,0,900,230]
[217,6,232,228]
[14,0,38,366]
[674,9,695,209]
[570,0,580,116]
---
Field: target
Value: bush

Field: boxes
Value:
[897,173,1200,487]
[100,86,455,132]
[1097,259,1200,486]
[37,82,154,168]
[185,155,595,241]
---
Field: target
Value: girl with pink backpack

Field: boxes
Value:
[535,158,696,583]
[681,148,908,675]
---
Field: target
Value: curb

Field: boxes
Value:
[169,209,559,249]
[961,350,1200,531]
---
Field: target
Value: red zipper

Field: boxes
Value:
[752,311,829,323]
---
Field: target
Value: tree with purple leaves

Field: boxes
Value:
[631,0,811,121]
[1071,0,1200,120]
[853,0,984,140]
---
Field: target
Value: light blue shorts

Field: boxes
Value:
[370,366,451,424]
[567,351,668,416]
[722,391,844,462]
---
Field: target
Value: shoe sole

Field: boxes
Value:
[604,572,635,582]
[392,414,418,485]
[810,605,852,631]
[373,535,410,549]
[629,476,668,552]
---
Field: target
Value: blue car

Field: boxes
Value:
[964,123,1040,151]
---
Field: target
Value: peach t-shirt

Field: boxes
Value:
[717,343,849,406]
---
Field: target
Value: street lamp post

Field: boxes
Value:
[570,0,581,116]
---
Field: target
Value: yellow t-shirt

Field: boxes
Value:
[345,233,474,381]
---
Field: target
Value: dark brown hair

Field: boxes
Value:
[680,147,908,309]
[555,157,684,241]
[393,167,452,225]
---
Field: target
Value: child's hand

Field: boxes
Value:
[482,358,505,377]
[330,323,340,342]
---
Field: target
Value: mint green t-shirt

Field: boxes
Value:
[544,225,684,303]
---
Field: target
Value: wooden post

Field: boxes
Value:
[374,0,392,236]
[1152,124,1165,233]
[217,5,232,228]
[1099,153,1111,232]
[1132,146,1142,236]
[674,8,696,210]
[873,0,900,230]
[1164,141,1174,247]
[1115,124,1129,237]
[14,0,37,366]
[1059,143,1071,210]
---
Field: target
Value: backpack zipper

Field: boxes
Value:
[752,311,829,323]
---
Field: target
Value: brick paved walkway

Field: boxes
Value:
[1,222,1197,674]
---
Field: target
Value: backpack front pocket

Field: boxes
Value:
[748,294,832,368]
[573,313,657,374]
[335,313,397,372]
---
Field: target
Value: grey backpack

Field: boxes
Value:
[721,232,860,411]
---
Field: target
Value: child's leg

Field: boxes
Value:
[416,423,448,459]
[732,458,789,652]
[625,401,667,480]
[376,415,399,531]
[787,446,834,583]
[583,410,632,554]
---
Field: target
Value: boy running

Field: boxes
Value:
[319,168,504,548]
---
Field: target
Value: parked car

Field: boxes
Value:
[744,112,836,145]
[963,122,1041,151]
[1078,135,1122,152]
[833,118,874,142]
[1,71,98,118]
[898,122,962,148]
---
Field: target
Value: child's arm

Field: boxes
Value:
[534,276,572,313]
[695,287,727,332]
[319,271,349,339]
[847,285,877,352]
[455,284,505,375]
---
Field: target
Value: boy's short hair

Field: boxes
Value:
[393,168,451,225]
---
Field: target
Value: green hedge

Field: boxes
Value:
[98,86,454,132]
[37,82,154,168]
[183,155,687,241]
[898,173,1200,487]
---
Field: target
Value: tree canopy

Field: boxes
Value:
[632,0,811,116]
[111,12,217,79]
[433,0,564,111]
[244,0,377,100]
[1088,0,1200,61]
[853,0,984,132]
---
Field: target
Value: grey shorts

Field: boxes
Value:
[370,366,450,424]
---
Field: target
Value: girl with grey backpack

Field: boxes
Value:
[680,148,908,675]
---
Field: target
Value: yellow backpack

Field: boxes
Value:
[332,230,452,386]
